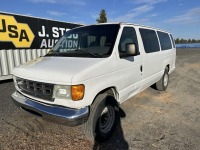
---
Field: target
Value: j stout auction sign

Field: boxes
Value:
[0,12,81,50]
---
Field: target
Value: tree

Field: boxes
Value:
[180,38,184,44]
[175,38,200,44]
[175,38,180,44]
[192,39,196,43]
[96,9,107,23]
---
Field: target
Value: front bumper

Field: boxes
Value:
[11,91,89,126]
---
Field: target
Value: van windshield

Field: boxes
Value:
[46,24,120,58]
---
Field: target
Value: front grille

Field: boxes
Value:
[16,77,54,101]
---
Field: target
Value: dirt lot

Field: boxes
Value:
[0,48,200,150]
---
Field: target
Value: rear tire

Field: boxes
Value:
[156,67,169,91]
[83,93,119,142]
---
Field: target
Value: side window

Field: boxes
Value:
[118,27,139,53]
[170,34,176,48]
[139,28,160,53]
[157,31,172,50]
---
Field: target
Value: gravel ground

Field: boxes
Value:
[0,48,200,150]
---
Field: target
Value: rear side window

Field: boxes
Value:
[157,31,172,50]
[170,34,176,48]
[139,28,160,53]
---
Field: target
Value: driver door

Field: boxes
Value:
[117,26,143,102]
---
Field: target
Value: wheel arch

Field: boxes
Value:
[166,64,170,72]
[91,86,119,106]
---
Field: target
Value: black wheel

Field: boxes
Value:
[83,93,119,142]
[156,67,169,91]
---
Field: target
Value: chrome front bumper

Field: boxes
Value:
[11,91,89,126]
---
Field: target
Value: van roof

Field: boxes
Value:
[89,22,170,34]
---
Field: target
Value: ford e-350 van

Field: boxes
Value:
[11,23,176,141]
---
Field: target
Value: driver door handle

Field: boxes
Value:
[140,65,143,72]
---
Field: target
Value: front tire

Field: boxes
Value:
[84,93,119,142]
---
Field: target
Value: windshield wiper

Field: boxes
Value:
[74,49,101,58]
[45,50,59,56]
[45,49,103,58]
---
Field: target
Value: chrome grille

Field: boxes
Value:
[16,77,54,101]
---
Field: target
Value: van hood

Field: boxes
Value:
[13,56,106,84]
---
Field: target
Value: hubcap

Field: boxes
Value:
[99,106,115,134]
[164,74,168,87]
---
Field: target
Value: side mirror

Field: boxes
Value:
[120,43,138,58]
[126,43,136,55]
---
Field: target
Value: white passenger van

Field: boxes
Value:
[11,23,176,142]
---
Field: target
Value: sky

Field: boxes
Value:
[0,0,200,39]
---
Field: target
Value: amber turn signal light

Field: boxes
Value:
[71,84,85,101]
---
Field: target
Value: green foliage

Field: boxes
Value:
[96,9,107,23]
[175,38,180,44]
[175,38,200,44]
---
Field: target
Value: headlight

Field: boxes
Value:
[53,84,85,101]
[53,85,71,99]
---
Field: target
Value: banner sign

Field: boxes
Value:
[0,12,82,49]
